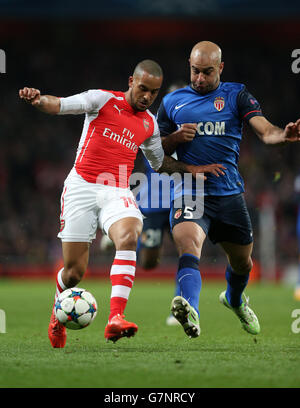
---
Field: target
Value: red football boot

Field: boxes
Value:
[104,314,138,343]
[48,309,67,348]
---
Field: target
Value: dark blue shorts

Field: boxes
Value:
[170,193,253,245]
[139,210,170,249]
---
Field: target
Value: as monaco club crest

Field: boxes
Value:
[214,96,225,111]
[174,209,182,219]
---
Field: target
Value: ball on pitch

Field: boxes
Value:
[54,287,97,330]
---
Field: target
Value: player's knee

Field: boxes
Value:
[173,223,204,257]
[115,228,140,251]
[174,235,202,257]
[231,256,253,275]
[63,263,85,286]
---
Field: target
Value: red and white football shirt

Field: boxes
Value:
[59,89,164,187]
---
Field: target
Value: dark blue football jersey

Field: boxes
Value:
[135,155,171,214]
[157,82,263,197]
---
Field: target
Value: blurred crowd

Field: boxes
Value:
[0,21,299,269]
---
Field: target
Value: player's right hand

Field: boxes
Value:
[176,123,197,143]
[19,87,41,106]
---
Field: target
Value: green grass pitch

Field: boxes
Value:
[0,278,300,388]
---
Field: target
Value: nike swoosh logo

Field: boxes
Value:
[175,102,188,110]
[178,273,193,283]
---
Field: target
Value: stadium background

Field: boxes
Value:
[0,0,300,283]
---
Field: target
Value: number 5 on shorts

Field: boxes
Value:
[184,206,194,219]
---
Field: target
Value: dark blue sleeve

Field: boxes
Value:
[236,87,263,122]
[156,101,177,137]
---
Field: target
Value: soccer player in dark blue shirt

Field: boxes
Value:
[136,82,186,326]
[137,82,187,275]
[135,151,182,325]
[157,41,300,338]
[136,152,172,268]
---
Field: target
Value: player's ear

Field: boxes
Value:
[219,62,224,75]
[128,76,134,89]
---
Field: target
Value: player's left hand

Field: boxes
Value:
[284,119,300,142]
[186,163,227,179]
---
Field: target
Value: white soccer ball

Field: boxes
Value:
[54,287,98,330]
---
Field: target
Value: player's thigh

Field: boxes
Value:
[100,189,143,231]
[172,221,206,258]
[170,200,209,258]
[58,181,99,243]
[220,241,253,275]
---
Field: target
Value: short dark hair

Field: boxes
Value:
[133,59,163,78]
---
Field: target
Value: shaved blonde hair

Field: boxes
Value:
[190,41,222,65]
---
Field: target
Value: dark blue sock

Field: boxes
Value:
[176,253,201,316]
[225,264,249,308]
[174,279,181,297]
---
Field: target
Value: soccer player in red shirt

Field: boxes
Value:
[19,59,225,347]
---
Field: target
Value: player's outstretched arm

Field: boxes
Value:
[249,116,300,144]
[158,155,226,179]
[141,131,226,179]
[141,129,226,179]
[19,87,60,115]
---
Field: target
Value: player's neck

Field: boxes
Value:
[124,90,134,110]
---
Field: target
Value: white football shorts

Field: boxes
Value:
[57,168,143,243]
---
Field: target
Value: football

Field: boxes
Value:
[54,287,98,330]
